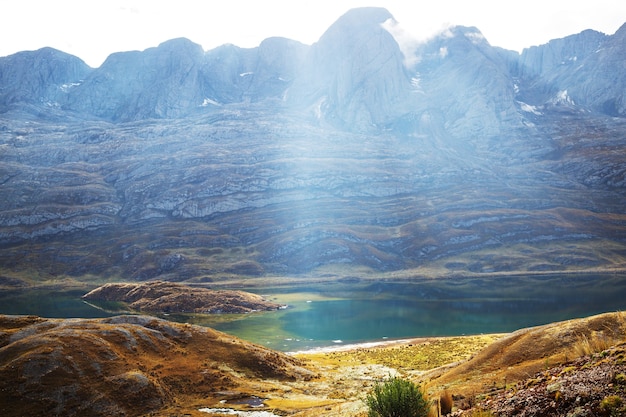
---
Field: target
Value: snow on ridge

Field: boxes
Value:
[518,101,542,115]
[59,82,82,92]
[200,98,221,107]
[551,90,576,106]
[466,31,486,45]
[410,75,424,93]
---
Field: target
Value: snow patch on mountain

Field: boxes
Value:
[201,98,221,107]
[59,82,82,92]
[551,90,576,106]
[518,101,542,115]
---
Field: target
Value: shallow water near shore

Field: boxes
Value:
[1,274,625,352]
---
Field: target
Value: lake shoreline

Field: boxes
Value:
[287,333,508,356]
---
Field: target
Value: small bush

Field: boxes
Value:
[365,376,430,417]
[599,395,623,416]
[613,373,626,385]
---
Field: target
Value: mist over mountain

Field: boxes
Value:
[1,7,626,281]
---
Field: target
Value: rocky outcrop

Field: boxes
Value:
[562,22,626,116]
[82,281,284,313]
[475,349,626,416]
[236,37,309,101]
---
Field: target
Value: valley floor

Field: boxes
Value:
[1,286,625,416]
[285,334,502,416]
[197,312,626,417]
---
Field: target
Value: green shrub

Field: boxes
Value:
[613,373,626,385]
[365,376,430,417]
[599,395,623,416]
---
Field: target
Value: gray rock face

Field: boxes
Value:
[516,24,626,116]
[563,23,626,116]
[287,7,412,130]
[66,38,207,120]
[239,37,309,101]
[406,25,520,139]
[0,47,90,109]
[63,37,308,121]
[518,29,607,79]
[1,8,626,279]
[2,8,624,130]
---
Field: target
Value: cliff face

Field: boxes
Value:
[518,29,607,79]
[1,8,626,279]
[565,22,626,116]
[517,23,626,116]
[406,25,519,139]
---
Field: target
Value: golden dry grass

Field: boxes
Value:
[2,311,625,416]
[0,315,315,417]
[297,334,502,372]
[423,312,626,397]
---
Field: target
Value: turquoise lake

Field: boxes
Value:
[1,274,625,352]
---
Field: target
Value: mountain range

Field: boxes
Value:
[1,7,626,282]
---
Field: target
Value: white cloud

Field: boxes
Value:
[381,18,421,68]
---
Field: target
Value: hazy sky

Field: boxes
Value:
[2,0,625,67]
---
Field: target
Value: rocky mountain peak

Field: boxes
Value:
[446,25,490,45]
[514,24,625,115]
[155,37,204,55]
[518,29,607,80]
[320,7,394,38]
[287,7,411,130]
[0,47,90,110]
[612,21,626,40]
[65,37,206,121]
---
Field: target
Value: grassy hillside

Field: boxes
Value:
[2,312,625,416]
